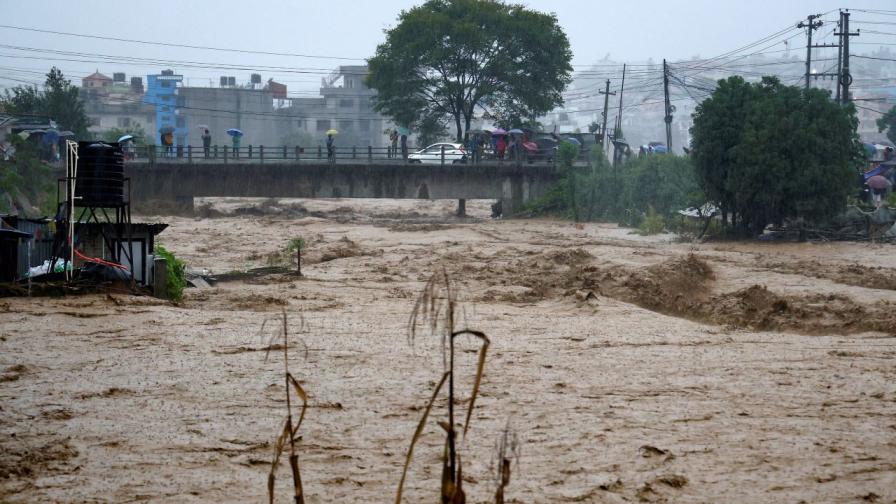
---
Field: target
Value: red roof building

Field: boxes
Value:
[82,70,113,91]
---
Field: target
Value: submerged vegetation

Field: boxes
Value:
[264,311,308,504]
[397,269,491,503]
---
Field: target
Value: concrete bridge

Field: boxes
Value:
[124,161,563,216]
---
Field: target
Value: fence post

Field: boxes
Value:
[260,145,264,163]
[441,145,446,165]
[248,145,253,159]
[352,146,357,159]
[295,146,301,161]
[223,145,228,163]
[368,146,372,161]
[214,145,218,159]
[187,145,192,161]
[148,144,156,165]
[282,145,287,160]
[318,145,322,159]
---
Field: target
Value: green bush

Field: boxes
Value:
[636,207,665,235]
[155,245,186,301]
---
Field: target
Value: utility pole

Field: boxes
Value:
[836,9,859,104]
[836,11,843,103]
[662,59,672,151]
[616,64,626,138]
[614,64,626,167]
[797,14,824,91]
[599,79,616,151]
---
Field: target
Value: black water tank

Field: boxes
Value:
[75,141,124,207]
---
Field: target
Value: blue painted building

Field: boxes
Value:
[144,71,186,146]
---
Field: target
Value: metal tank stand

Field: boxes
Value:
[51,140,135,284]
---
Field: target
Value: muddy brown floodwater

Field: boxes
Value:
[2,198,895,503]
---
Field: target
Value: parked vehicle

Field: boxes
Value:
[407,143,467,164]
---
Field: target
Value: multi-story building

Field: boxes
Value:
[287,66,391,148]
[144,70,186,146]
[80,71,154,141]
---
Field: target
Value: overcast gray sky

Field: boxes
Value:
[1,0,894,95]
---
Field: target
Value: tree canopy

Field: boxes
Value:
[1,67,90,137]
[877,105,896,144]
[366,0,573,142]
[690,76,862,235]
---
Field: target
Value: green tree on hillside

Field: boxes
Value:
[691,76,862,235]
[1,67,90,137]
[878,105,896,144]
[366,0,573,141]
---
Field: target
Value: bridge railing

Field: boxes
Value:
[126,144,595,166]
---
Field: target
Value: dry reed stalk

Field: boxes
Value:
[397,269,490,504]
[493,420,519,504]
[266,310,307,504]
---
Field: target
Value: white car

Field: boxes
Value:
[407,143,467,164]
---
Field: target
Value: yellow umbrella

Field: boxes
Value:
[325,129,339,135]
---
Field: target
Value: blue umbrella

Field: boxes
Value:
[118,134,134,143]
[508,128,524,134]
[42,129,60,143]
[653,145,669,153]
[226,128,244,137]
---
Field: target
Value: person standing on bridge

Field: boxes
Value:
[326,133,335,164]
[161,132,174,158]
[202,129,212,159]
[232,133,241,159]
[389,129,398,158]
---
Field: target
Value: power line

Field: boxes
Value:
[0,24,367,61]
[853,103,893,115]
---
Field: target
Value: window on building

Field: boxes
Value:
[90,117,101,126]
[316,120,331,132]
[161,115,171,123]
[176,117,186,128]
[339,99,355,108]
[161,81,170,88]
[295,119,305,129]
[339,120,353,132]
[358,119,370,131]
[117,117,131,128]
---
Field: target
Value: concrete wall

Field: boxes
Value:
[126,162,562,216]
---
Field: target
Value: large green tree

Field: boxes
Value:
[691,76,862,235]
[1,67,90,137]
[877,105,896,144]
[366,0,573,142]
